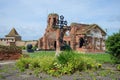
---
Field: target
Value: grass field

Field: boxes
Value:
[29,51,55,58]
[28,51,113,63]
[76,53,113,63]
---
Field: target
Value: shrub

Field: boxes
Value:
[60,44,72,51]
[38,56,54,72]
[48,51,101,76]
[56,51,75,64]
[16,56,54,73]
[32,46,37,51]
[106,31,120,63]
[16,51,101,76]
[16,58,32,72]
[0,45,22,60]
[116,64,120,71]
[29,58,40,70]
[19,46,26,50]
[0,45,22,54]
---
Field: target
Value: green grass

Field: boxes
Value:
[28,51,112,63]
[29,51,55,58]
[75,53,112,63]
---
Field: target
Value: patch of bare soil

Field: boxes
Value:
[0,62,120,80]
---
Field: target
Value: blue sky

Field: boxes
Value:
[0,0,120,40]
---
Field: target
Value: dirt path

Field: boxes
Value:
[0,61,120,80]
[0,60,16,65]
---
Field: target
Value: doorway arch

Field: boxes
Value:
[79,37,85,48]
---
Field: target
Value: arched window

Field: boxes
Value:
[79,38,85,48]
[54,41,56,49]
[53,18,56,26]
[68,41,70,46]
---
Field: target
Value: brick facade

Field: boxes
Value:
[38,13,106,52]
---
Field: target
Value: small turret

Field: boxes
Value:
[5,28,21,41]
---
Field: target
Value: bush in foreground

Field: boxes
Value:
[116,64,120,71]
[16,51,101,76]
[0,45,22,60]
[0,45,22,54]
[106,31,120,63]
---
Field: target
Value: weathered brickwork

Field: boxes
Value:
[38,13,106,52]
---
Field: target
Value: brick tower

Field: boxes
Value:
[47,13,59,28]
[38,13,59,50]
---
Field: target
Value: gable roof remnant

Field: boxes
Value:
[5,28,20,37]
[71,23,106,35]
[70,23,90,27]
[85,24,106,35]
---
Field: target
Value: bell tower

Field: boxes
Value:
[47,13,59,28]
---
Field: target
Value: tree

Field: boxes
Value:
[106,31,120,63]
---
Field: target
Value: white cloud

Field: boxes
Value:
[0,0,120,40]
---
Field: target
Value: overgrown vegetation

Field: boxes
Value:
[0,45,22,60]
[106,31,120,63]
[0,45,22,54]
[16,51,103,76]
[116,64,120,71]
[19,46,26,50]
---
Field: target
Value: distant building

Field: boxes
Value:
[38,13,106,52]
[0,28,38,47]
[0,28,21,46]
[5,28,21,41]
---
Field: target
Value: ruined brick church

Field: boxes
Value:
[38,13,106,52]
